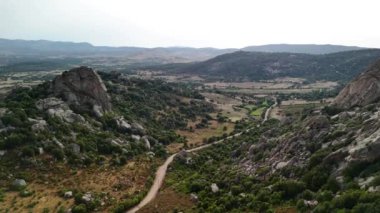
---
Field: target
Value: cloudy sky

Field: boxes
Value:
[1,0,380,48]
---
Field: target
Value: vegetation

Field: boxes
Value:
[165,103,380,212]
[154,49,380,82]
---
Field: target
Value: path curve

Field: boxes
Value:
[127,104,275,213]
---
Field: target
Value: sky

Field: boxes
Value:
[1,0,380,48]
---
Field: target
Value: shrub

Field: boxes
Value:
[273,180,305,199]
[72,204,87,213]
[332,190,362,209]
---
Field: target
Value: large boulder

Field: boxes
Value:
[52,66,111,116]
[333,59,380,109]
[36,97,85,123]
[11,179,27,190]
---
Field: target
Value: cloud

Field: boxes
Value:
[1,0,379,48]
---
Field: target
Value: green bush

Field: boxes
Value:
[72,204,87,213]
[332,190,362,209]
[273,180,305,199]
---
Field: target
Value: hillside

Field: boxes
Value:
[168,49,380,82]
[149,58,380,213]
[0,67,217,212]
[333,59,380,108]
[0,39,372,73]
[242,44,365,54]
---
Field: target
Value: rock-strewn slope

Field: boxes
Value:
[52,66,111,116]
[333,59,380,109]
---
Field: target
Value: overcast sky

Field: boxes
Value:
[1,0,380,48]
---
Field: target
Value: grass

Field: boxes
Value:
[244,104,257,111]
[250,107,266,117]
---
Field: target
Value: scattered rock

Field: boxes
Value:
[131,135,141,141]
[368,186,380,192]
[38,147,44,155]
[54,138,65,149]
[64,191,73,198]
[82,192,93,203]
[142,136,151,150]
[358,176,375,189]
[115,117,131,131]
[303,200,318,207]
[275,161,290,170]
[190,193,198,203]
[131,122,145,135]
[36,97,85,123]
[211,183,219,193]
[12,179,27,190]
[28,118,47,131]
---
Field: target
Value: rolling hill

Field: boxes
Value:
[167,49,380,82]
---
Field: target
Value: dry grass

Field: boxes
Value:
[138,188,194,213]
[201,92,247,122]
[177,120,234,147]
[0,156,160,212]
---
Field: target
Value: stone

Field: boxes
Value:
[0,108,9,117]
[190,193,198,202]
[368,186,380,192]
[0,150,6,157]
[28,118,47,131]
[333,59,380,109]
[82,192,93,202]
[275,161,289,170]
[52,66,111,116]
[131,122,145,135]
[115,117,132,131]
[38,147,44,155]
[131,135,141,141]
[142,136,151,150]
[211,183,219,193]
[64,191,73,198]
[54,138,65,149]
[303,200,318,207]
[36,98,85,123]
[12,179,27,189]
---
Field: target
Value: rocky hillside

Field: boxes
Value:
[333,59,380,109]
[0,67,216,212]
[164,60,380,212]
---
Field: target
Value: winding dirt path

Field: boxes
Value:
[127,104,275,213]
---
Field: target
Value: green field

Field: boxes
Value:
[250,107,266,117]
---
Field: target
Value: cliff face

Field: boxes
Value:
[52,66,111,116]
[333,59,380,109]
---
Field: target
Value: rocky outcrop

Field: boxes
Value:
[333,59,380,109]
[52,66,111,116]
[36,97,85,123]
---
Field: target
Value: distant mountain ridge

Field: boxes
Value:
[0,38,235,62]
[0,38,371,62]
[242,44,365,54]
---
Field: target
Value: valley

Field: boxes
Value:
[1,42,380,213]
[0,65,342,213]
